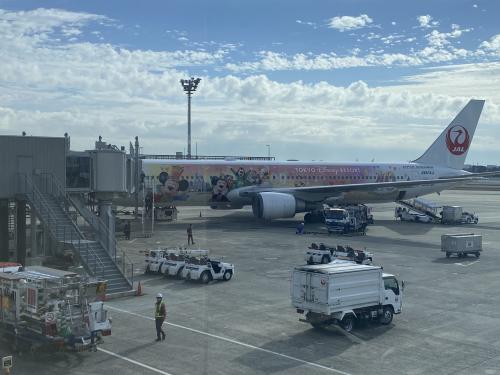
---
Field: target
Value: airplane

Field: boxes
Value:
[141,99,492,221]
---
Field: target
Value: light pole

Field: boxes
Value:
[266,144,271,159]
[180,77,201,159]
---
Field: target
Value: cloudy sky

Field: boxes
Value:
[1,0,499,164]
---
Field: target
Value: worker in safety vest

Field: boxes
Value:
[155,293,166,341]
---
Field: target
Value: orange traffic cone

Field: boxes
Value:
[136,281,142,296]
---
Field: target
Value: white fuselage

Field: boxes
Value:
[141,159,468,208]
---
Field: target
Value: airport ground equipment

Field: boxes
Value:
[291,263,404,332]
[0,263,23,273]
[0,266,111,354]
[396,208,434,223]
[324,205,370,234]
[162,249,209,278]
[181,256,234,283]
[441,233,482,258]
[154,205,178,221]
[144,248,172,274]
[305,243,373,265]
[441,206,478,224]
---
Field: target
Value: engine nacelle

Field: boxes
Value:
[252,192,305,220]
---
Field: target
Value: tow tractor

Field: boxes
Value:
[162,249,209,278]
[0,266,111,354]
[181,255,234,283]
[305,243,374,265]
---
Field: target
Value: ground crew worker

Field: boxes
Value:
[155,293,166,341]
[187,224,195,245]
[123,221,131,240]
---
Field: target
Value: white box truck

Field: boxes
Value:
[291,263,404,332]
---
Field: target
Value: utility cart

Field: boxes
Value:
[441,233,482,258]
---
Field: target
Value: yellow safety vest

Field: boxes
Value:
[155,301,166,318]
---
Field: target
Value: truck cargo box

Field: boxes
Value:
[291,263,384,315]
[442,206,463,223]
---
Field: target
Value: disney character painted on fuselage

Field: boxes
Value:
[211,176,229,202]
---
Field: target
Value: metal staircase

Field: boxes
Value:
[17,173,134,294]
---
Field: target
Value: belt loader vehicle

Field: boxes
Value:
[291,263,403,332]
[305,243,373,265]
[181,255,234,283]
[0,266,111,353]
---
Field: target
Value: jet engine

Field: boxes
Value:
[252,192,305,220]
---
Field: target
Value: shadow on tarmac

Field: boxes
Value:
[235,323,392,373]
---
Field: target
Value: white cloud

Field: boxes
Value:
[0,8,499,163]
[480,34,500,55]
[417,15,438,28]
[328,14,373,32]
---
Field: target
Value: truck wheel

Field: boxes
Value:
[304,213,312,223]
[177,267,184,279]
[379,307,394,325]
[200,271,211,284]
[340,315,354,332]
[223,270,233,281]
[475,252,480,258]
[445,252,450,258]
[321,255,330,264]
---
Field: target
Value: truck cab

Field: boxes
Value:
[324,205,369,234]
[383,273,403,314]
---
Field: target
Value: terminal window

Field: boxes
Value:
[66,155,91,189]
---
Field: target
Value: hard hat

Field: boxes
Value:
[156,293,163,298]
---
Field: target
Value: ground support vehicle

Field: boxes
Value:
[154,205,178,221]
[305,243,373,265]
[0,263,23,273]
[441,233,482,258]
[291,263,403,332]
[144,248,169,274]
[0,266,111,354]
[144,247,185,274]
[441,206,478,224]
[181,256,234,283]
[161,249,209,278]
[324,205,370,234]
[396,208,434,223]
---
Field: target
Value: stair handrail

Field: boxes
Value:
[39,172,134,288]
[17,173,105,279]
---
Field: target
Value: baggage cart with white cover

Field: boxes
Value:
[162,249,209,278]
[441,233,482,258]
[305,243,373,265]
[291,263,403,332]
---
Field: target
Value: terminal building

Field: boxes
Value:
[0,134,139,294]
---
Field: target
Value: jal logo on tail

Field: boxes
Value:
[446,125,470,155]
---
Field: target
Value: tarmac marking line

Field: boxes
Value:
[97,347,175,375]
[454,260,480,267]
[107,305,352,375]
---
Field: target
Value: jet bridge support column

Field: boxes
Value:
[0,199,9,261]
[98,200,116,258]
[16,199,26,266]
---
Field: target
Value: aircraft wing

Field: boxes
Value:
[237,175,486,202]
